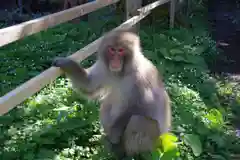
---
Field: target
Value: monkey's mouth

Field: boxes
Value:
[109,60,123,72]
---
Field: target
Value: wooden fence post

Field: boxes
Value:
[187,0,191,16]
[169,0,176,28]
[126,0,142,33]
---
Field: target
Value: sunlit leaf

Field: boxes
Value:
[157,133,178,152]
[203,109,224,129]
[53,106,70,111]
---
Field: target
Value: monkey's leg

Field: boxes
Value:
[103,135,127,160]
[122,115,159,157]
[100,103,127,159]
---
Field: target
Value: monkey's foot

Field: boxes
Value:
[102,136,126,160]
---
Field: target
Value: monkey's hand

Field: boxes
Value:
[52,57,85,74]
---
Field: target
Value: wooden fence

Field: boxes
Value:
[0,0,175,115]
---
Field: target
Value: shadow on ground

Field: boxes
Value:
[208,0,240,74]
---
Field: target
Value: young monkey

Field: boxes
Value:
[52,29,171,159]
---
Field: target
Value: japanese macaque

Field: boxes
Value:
[52,29,171,158]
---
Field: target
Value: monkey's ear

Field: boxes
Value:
[127,27,137,34]
[116,28,136,34]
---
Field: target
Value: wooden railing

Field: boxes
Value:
[0,0,175,115]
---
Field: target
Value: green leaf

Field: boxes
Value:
[171,55,187,62]
[159,48,169,57]
[151,149,161,160]
[210,154,227,160]
[193,46,206,55]
[209,134,225,148]
[37,149,56,158]
[160,149,179,160]
[0,116,14,125]
[38,138,56,145]
[183,134,202,156]
[29,71,40,77]
[170,49,184,55]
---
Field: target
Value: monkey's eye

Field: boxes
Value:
[118,48,124,52]
[108,47,115,53]
[108,47,115,57]
[118,48,124,56]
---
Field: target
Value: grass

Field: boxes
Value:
[0,4,240,160]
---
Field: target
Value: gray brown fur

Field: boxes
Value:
[52,29,171,157]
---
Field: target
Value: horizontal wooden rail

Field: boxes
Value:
[0,0,119,47]
[0,11,150,115]
[137,0,170,13]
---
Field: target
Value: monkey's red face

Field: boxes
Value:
[107,46,125,72]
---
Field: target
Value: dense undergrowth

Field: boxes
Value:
[1,3,240,160]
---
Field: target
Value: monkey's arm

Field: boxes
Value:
[52,57,107,96]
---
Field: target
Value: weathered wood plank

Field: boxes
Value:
[137,0,170,14]
[0,11,150,116]
[0,0,120,47]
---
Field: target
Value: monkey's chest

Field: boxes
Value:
[99,89,127,132]
[105,89,128,117]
